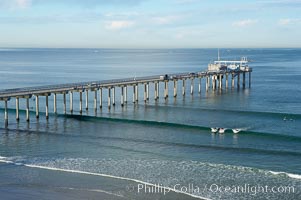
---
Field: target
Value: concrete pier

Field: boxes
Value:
[190,78,194,95]
[46,95,49,119]
[237,73,240,88]
[53,93,57,113]
[16,98,19,121]
[144,84,147,101]
[164,81,168,99]
[94,90,97,111]
[4,100,8,125]
[63,93,66,114]
[124,86,127,103]
[219,74,222,90]
[153,83,157,100]
[182,79,186,96]
[133,85,136,103]
[0,68,252,125]
[36,95,39,118]
[212,76,216,91]
[243,72,246,88]
[135,85,138,102]
[146,83,149,100]
[79,91,83,113]
[70,92,73,113]
[26,98,29,121]
[154,83,157,100]
[155,82,159,100]
[173,80,177,97]
[85,90,89,110]
[226,73,229,89]
[206,76,209,92]
[121,86,124,106]
[112,87,115,106]
[108,88,111,109]
[99,88,102,108]
[249,72,252,88]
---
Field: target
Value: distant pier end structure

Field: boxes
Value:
[0,57,252,126]
[207,56,252,90]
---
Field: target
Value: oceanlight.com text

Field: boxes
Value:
[127,183,296,196]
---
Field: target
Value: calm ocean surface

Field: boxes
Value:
[0,48,300,199]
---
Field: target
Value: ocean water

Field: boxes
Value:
[0,48,301,200]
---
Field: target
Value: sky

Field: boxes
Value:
[0,0,300,48]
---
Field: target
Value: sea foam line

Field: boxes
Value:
[0,156,210,200]
[63,187,124,198]
[269,171,301,180]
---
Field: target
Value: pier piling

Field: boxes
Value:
[85,90,89,110]
[133,85,136,103]
[146,83,149,100]
[243,72,246,89]
[164,81,168,99]
[46,95,49,119]
[35,95,39,118]
[112,87,116,106]
[108,88,111,109]
[249,72,251,88]
[191,78,194,95]
[99,88,102,108]
[206,76,209,92]
[144,84,147,102]
[154,83,157,100]
[63,93,66,114]
[79,91,83,113]
[156,82,159,100]
[135,84,139,102]
[237,73,240,88]
[174,80,177,97]
[212,76,216,91]
[26,98,30,122]
[121,86,124,106]
[4,100,8,125]
[219,74,222,90]
[16,98,19,121]
[70,92,73,113]
[53,93,57,114]
[124,86,127,103]
[226,73,229,89]
[94,90,97,111]
[182,79,186,96]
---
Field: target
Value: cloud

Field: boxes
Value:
[15,0,31,8]
[0,0,145,9]
[0,0,31,9]
[258,0,301,7]
[232,19,258,27]
[35,0,144,7]
[105,20,135,30]
[152,15,182,25]
[104,12,140,18]
[278,18,301,25]
[175,0,201,4]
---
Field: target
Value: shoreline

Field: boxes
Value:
[0,162,205,200]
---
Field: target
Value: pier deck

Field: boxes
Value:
[0,68,252,125]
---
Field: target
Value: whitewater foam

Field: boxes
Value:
[269,171,301,180]
[64,187,124,198]
[0,156,210,200]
